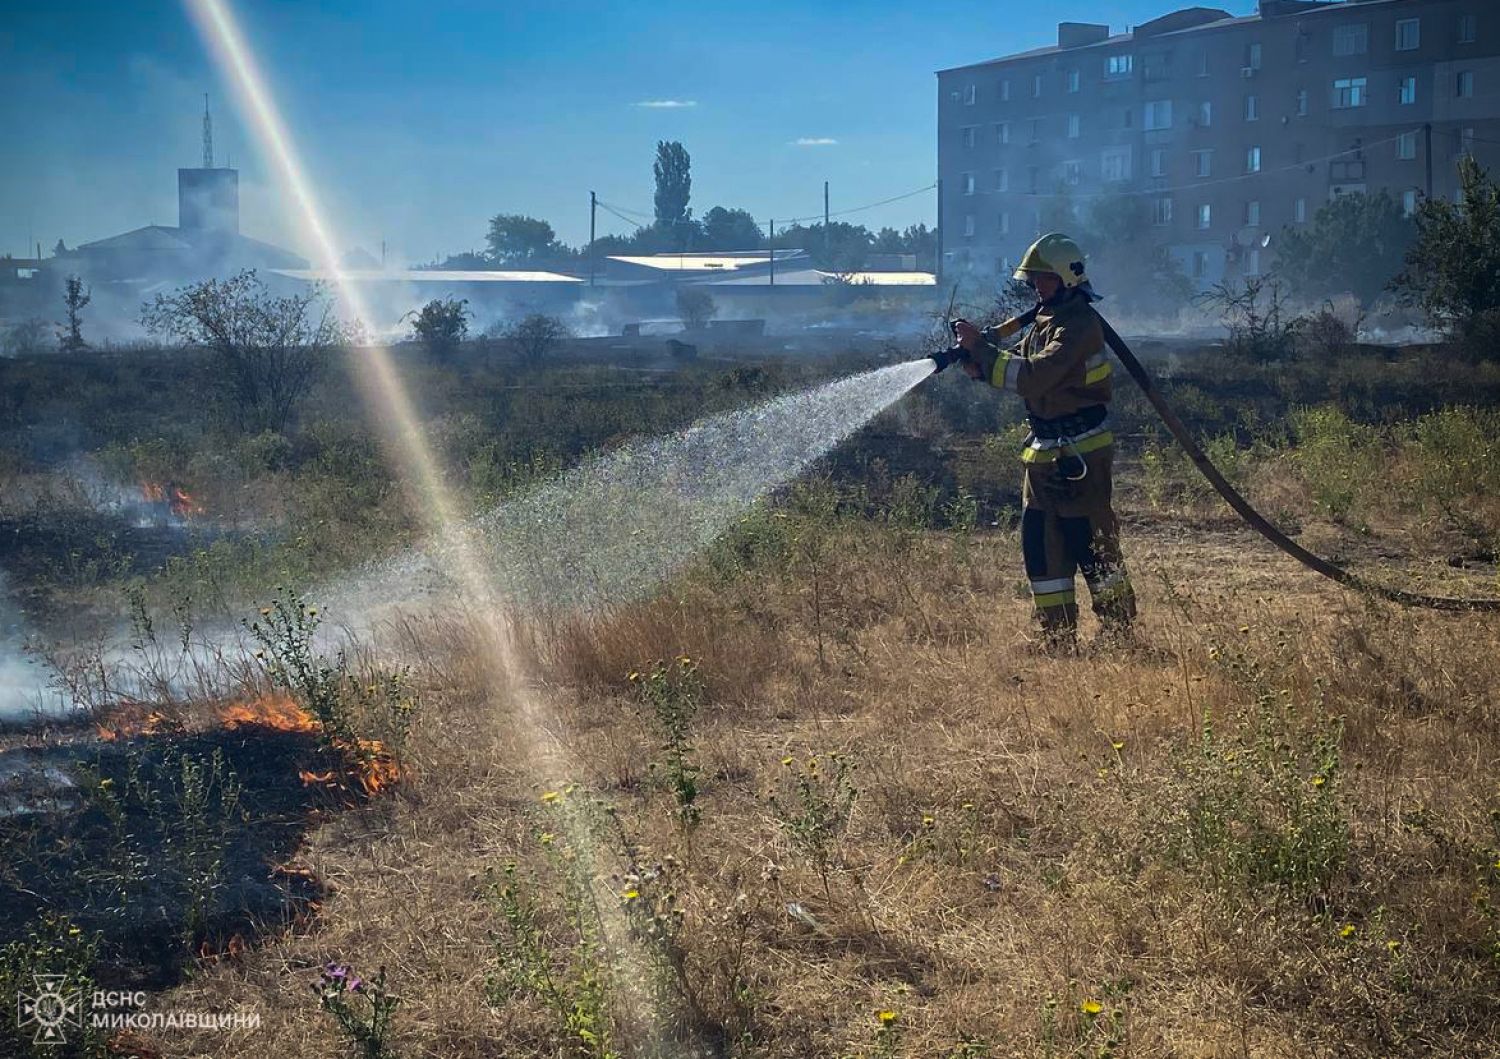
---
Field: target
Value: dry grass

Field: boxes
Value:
[152,504,1500,1059]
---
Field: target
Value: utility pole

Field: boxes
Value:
[380,238,386,269]
[1424,122,1434,200]
[769,219,776,286]
[823,181,830,261]
[935,178,944,282]
[589,191,597,287]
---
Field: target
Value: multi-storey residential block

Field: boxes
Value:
[937,0,1500,289]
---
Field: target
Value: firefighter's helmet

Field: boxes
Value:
[1014,232,1089,289]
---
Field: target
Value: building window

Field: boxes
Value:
[1461,127,1475,156]
[996,122,1010,145]
[1297,88,1309,115]
[1151,148,1167,177]
[961,126,977,148]
[1246,146,1262,173]
[1402,189,1418,217]
[1244,94,1259,121]
[1397,130,1418,160]
[1152,197,1173,226]
[1197,204,1212,230]
[1027,166,1039,193]
[1194,149,1212,177]
[1145,100,1172,130]
[1459,15,1477,44]
[1333,23,1369,56]
[1457,71,1474,98]
[998,212,1010,235]
[1198,101,1212,127]
[1064,160,1082,186]
[1032,73,1043,98]
[1192,250,1209,278]
[1198,50,1209,77]
[1100,145,1131,182]
[964,215,976,237]
[1246,42,1262,70]
[1294,197,1307,223]
[1395,18,1420,52]
[1247,247,1262,276]
[1000,78,1011,102]
[1399,76,1417,105]
[962,172,976,195]
[994,168,1008,191]
[1122,107,1133,129]
[964,84,976,105]
[1067,69,1080,93]
[1107,54,1133,77]
[1332,76,1368,109]
[1246,200,1261,226]
[1028,118,1041,143]
[1067,114,1081,138]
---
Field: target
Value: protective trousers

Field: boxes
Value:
[1020,443,1136,641]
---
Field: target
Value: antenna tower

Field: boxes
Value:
[202,93,214,168]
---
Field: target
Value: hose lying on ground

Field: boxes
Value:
[1094,313,1500,613]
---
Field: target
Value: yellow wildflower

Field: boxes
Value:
[921,815,935,829]
[1111,740,1125,751]
[1387,939,1401,952]
[1312,776,1326,788]
[1080,999,1102,1015]
[781,756,794,767]
[1339,924,1356,938]
[540,791,560,803]
[539,832,555,845]
[622,889,640,901]
[877,1010,898,1025]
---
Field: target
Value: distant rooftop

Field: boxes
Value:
[607,250,806,272]
[937,0,1382,74]
[272,268,583,283]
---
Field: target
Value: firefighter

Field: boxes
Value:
[949,232,1136,647]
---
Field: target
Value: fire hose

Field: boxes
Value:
[932,307,1500,613]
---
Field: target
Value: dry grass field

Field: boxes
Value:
[145,474,1500,1059]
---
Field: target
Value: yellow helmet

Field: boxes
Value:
[1014,232,1089,289]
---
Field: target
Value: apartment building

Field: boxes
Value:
[936,0,1500,289]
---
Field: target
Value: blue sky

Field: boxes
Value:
[1,1,1256,264]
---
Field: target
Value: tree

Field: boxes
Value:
[1393,155,1500,350]
[56,275,90,353]
[1276,190,1414,305]
[141,270,345,433]
[676,287,717,330]
[774,221,873,272]
[503,313,569,364]
[485,214,561,264]
[699,206,763,250]
[653,141,693,248]
[2,318,49,357]
[404,297,470,359]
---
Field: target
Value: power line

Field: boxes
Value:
[597,180,940,232]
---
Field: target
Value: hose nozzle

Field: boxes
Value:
[928,345,969,374]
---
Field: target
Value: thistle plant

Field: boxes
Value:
[769,752,858,901]
[315,963,400,1059]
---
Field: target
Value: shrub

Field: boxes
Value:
[503,313,569,364]
[404,297,470,360]
[675,288,717,331]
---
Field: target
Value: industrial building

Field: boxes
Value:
[937,0,1500,288]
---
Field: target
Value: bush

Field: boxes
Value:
[1196,275,1300,362]
[675,288,717,331]
[503,313,569,364]
[404,297,470,360]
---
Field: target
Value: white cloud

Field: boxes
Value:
[793,137,839,146]
[633,100,698,108]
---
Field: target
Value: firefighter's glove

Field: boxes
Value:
[928,345,968,374]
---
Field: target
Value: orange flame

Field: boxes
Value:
[140,481,206,518]
[96,708,180,742]
[218,694,321,734]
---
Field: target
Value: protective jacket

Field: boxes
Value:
[972,288,1112,420]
